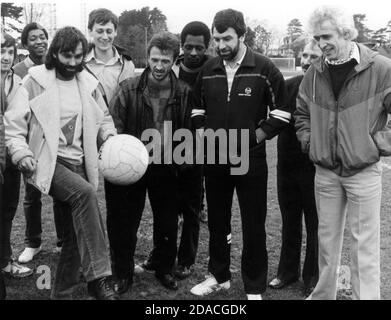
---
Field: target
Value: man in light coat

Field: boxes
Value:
[5,26,118,300]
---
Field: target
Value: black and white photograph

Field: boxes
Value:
[1,0,391,305]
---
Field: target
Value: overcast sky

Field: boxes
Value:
[11,0,391,35]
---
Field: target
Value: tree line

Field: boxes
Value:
[1,2,391,64]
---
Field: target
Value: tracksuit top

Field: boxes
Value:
[192,47,290,158]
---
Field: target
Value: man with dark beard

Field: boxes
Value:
[190,9,290,300]
[5,26,118,300]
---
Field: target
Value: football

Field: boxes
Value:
[98,134,149,185]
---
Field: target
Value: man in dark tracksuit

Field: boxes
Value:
[106,32,194,294]
[190,9,290,299]
[269,40,322,296]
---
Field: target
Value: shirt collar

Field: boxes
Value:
[85,46,122,65]
[223,46,247,68]
[325,42,360,65]
[24,56,36,68]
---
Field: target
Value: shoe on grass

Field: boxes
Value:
[190,274,230,296]
[2,261,33,278]
[18,246,42,263]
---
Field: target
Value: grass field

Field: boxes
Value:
[4,138,391,300]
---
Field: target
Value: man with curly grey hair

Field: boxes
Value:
[294,6,391,300]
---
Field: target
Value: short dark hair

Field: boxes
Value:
[147,32,180,61]
[180,21,211,47]
[212,9,246,38]
[21,22,48,46]
[45,26,88,70]
[1,32,17,61]
[88,8,118,30]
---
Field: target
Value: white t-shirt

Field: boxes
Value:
[56,78,84,164]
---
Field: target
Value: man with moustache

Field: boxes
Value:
[108,32,193,294]
[190,9,290,300]
[295,6,391,300]
[269,39,322,297]
[5,26,118,300]
[13,23,65,264]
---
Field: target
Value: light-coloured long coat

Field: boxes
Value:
[5,64,116,194]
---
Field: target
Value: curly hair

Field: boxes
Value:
[308,6,358,40]
[212,9,246,38]
[21,22,48,46]
[45,26,88,70]
[147,32,180,60]
[180,21,211,47]
[88,8,118,30]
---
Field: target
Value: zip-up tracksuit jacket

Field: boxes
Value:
[192,46,290,158]
[294,43,391,177]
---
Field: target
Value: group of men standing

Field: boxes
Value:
[1,5,391,301]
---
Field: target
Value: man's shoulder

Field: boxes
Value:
[12,60,28,78]
[118,76,141,91]
[286,74,304,86]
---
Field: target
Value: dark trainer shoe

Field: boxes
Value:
[87,276,119,300]
[155,273,178,290]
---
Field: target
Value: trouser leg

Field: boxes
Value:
[310,166,346,300]
[205,165,234,283]
[148,165,179,275]
[344,162,382,300]
[236,157,268,294]
[23,183,42,248]
[0,161,21,268]
[177,165,202,267]
[49,161,111,289]
[299,165,319,288]
[105,178,146,280]
[276,164,302,283]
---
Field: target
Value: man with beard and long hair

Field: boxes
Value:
[13,22,65,264]
[5,26,118,300]
[190,9,290,300]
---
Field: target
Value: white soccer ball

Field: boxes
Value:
[98,134,149,185]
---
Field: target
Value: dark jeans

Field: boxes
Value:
[276,162,319,288]
[106,164,179,280]
[24,183,64,248]
[49,159,111,299]
[177,165,203,267]
[205,156,268,294]
[0,159,21,268]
